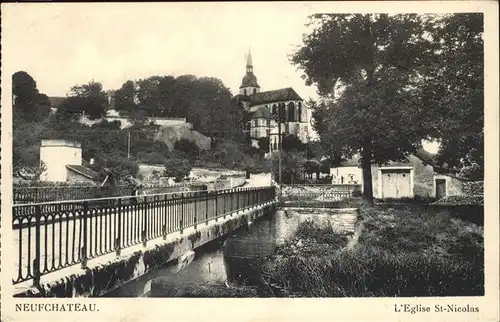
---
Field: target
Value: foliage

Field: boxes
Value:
[420,14,483,170]
[291,13,483,202]
[281,134,306,152]
[174,138,200,160]
[113,75,244,139]
[12,71,51,122]
[164,153,193,181]
[69,81,109,119]
[257,137,270,154]
[271,150,306,184]
[262,203,484,297]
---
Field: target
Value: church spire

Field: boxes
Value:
[246,49,253,73]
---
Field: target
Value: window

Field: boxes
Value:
[244,89,247,96]
[298,102,302,122]
[267,119,271,127]
[253,88,257,94]
[266,129,271,137]
[288,102,295,121]
[254,119,258,127]
[272,105,277,117]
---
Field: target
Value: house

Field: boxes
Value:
[329,149,466,199]
[39,139,99,184]
[233,50,310,153]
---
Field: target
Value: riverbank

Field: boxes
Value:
[259,199,484,297]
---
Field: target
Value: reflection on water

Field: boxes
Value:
[104,214,276,297]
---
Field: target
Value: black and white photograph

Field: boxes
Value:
[1,1,498,322]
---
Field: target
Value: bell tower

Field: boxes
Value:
[239,49,260,96]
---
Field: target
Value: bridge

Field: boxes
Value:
[12,186,277,297]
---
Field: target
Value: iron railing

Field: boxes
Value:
[12,186,276,285]
[280,184,361,207]
[13,183,207,204]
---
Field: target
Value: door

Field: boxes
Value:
[435,179,446,199]
[381,169,412,198]
[381,171,398,198]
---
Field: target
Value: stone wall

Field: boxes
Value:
[14,203,276,298]
[274,207,358,246]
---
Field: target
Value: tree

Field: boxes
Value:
[12,71,51,122]
[271,150,305,184]
[174,138,200,160]
[292,14,438,203]
[257,137,270,154]
[164,153,193,182]
[114,80,138,116]
[70,81,109,119]
[420,14,483,173]
[282,134,306,152]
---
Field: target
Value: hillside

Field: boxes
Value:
[155,124,211,151]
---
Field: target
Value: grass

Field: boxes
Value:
[260,201,484,297]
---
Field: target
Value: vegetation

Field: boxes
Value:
[291,13,484,202]
[260,202,483,297]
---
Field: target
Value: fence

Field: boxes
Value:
[13,183,207,204]
[12,186,276,285]
[280,184,362,207]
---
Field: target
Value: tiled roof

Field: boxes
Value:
[249,88,303,106]
[66,165,100,180]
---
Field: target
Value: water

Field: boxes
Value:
[104,212,277,297]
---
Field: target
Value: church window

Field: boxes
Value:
[298,102,302,122]
[288,102,295,121]
[244,89,247,96]
[267,119,271,127]
[253,88,257,94]
[272,105,277,117]
[254,119,258,127]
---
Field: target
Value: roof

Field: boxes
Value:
[253,106,271,119]
[66,165,100,180]
[249,88,303,106]
[48,96,66,108]
[240,72,260,89]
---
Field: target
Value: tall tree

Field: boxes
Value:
[292,14,436,202]
[421,14,483,174]
[114,80,138,116]
[12,71,51,122]
[70,81,109,119]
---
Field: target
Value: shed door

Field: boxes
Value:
[381,169,412,199]
[435,179,446,199]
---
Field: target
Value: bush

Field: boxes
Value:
[262,246,484,297]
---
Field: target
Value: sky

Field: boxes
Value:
[2,2,458,153]
[4,3,319,100]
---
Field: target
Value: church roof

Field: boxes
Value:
[249,87,303,106]
[253,106,271,119]
[240,72,260,89]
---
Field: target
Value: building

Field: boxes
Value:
[39,139,99,184]
[329,149,468,199]
[234,50,309,152]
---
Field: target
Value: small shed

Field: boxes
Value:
[377,166,414,199]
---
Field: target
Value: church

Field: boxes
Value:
[234,50,309,153]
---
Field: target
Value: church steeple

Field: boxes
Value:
[246,49,253,73]
[240,49,260,95]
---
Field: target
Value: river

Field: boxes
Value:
[104,212,277,297]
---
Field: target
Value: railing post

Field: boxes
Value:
[194,192,198,230]
[180,193,184,235]
[205,191,209,225]
[32,204,42,288]
[115,198,122,257]
[81,201,88,269]
[162,195,168,240]
[142,196,148,247]
[215,190,218,222]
